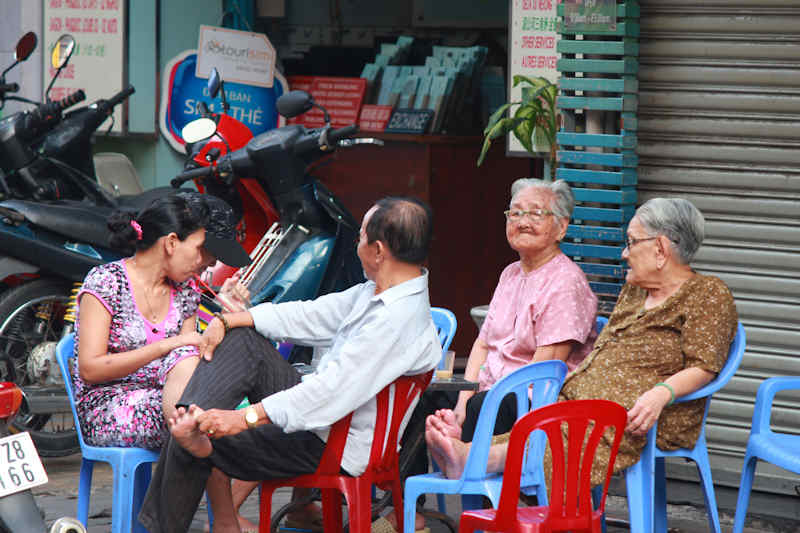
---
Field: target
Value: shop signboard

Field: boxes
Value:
[564,0,616,32]
[507,0,560,156]
[43,0,126,133]
[196,25,276,88]
[359,105,393,132]
[159,50,287,153]
[287,76,367,129]
[385,109,434,134]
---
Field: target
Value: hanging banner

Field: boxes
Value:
[507,0,560,156]
[159,50,287,153]
[196,25,276,88]
[43,0,125,133]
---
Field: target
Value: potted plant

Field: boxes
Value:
[477,75,559,180]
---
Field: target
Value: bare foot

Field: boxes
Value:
[384,509,425,531]
[426,425,468,480]
[237,514,258,532]
[433,409,462,439]
[169,405,213,459]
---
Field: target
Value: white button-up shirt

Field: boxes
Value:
[250,269,440,475]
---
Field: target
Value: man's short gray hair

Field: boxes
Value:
[635,198,705,264]
[510,178,575,221]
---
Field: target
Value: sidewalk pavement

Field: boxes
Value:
[34,453,788,533]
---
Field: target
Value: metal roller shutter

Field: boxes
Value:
[637,0,800,495]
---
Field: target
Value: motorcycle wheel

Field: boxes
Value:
[0,279,80,457]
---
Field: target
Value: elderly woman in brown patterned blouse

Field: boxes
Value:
[427,197,738,487]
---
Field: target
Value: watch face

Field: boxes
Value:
[246,408,258,426]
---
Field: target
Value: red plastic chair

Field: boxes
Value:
[258,371,433,533]
[458,399,627,533]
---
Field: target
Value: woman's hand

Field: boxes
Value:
[625,385,673,436]
[173,331,202,350]
[199,318,226,361]
[217,275,250,312]
[453,397,469,426]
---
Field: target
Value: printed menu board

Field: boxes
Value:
[43,0,126,133]
[507,0,560,156]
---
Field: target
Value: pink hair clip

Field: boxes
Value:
[130,220,143,240]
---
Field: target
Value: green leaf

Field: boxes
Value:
[513,75,550,89]
[483,102,516,135]
[477,137,492,166]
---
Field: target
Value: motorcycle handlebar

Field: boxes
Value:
[293,124,359,155]
[0,82,19,93]
[30,89,86,122]
[103,84,135,110]
[171,165,215,188]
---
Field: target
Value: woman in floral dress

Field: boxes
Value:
[73,193,249,449]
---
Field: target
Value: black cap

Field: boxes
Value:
[177,192,251,268]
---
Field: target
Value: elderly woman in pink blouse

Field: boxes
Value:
[442,178,598,442]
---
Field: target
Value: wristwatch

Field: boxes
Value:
[244,406,259,429]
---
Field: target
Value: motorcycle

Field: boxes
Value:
[174,89,383,334]
[0,89,377,456]
[0,381,85,532]
[0,33,136,204]
[180,67,279,286]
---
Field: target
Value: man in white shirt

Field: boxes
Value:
[139,197,441,533]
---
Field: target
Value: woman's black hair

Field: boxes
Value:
[108,195,209,256]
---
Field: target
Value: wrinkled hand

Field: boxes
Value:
[218,275,250,312]
[198,319,225,361]
[626,386,673,436]
[195,408,247,439]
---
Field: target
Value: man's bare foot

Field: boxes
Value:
[169,405,213,459]
[237,514,258,532]
[432,409,462,439]
[426,425,468,480]
[384,509,425,531]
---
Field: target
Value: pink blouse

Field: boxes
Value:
[477,253,598,391]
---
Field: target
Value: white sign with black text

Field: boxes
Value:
[196,25,276,88]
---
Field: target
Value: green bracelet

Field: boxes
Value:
[654,382,675,405]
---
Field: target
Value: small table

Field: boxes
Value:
[427,375,479,392]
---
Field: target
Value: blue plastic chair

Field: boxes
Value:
[402,359,568,533]
[624,321,746,533]
[732,376,800,533]
[56,334,160,533]
[430,307,457,366]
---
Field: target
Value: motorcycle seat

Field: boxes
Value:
[116,186,193,212]
[0,199,115,250]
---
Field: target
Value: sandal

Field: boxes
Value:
[371,516,430,533]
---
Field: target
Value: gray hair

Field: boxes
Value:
[635,198,705,264]
[510,178,574,221]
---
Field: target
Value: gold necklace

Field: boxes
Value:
[132,258,166,333]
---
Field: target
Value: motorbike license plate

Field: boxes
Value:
[0,432,48,497]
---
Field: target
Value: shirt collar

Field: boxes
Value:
[372,268,429,305]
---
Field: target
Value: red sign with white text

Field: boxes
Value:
[288,76,366,128]
[358,105,393,132]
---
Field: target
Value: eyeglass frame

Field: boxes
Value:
[503,208,555,223]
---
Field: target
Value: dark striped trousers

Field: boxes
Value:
[138,328,326,533]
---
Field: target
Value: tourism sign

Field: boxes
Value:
[564,0,617,32]
[196,25,276,88]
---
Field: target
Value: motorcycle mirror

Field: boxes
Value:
[277,90,315,119]
[51,34,76,70]
[182,117,217,143]
[15,32,37,62]
[208,68,221,99]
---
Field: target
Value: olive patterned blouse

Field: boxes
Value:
[555,273,738,486]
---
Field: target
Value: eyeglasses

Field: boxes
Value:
[624,236,658,249]
[503,209,554,223]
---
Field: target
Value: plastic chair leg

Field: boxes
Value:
[625,459,654,533]
[653,458,667,533]
[403,482,424,533]
[321,488,344,533]
[431,460,447,513]
[132,462,152,533]
[732,454,758,533]
[591,484,607,533]
[111,465,135,533]
[694,454,722,533]
[77,458,94,526]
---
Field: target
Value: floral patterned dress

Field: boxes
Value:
[71,259,201,449]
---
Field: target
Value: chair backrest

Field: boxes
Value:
[596,315,608,333]
[431,307,457,370]
[497,399,628,531]
[313,370,433,478]
[461,359,568,482]
[678,321,745,403]
[55,333,88,449]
